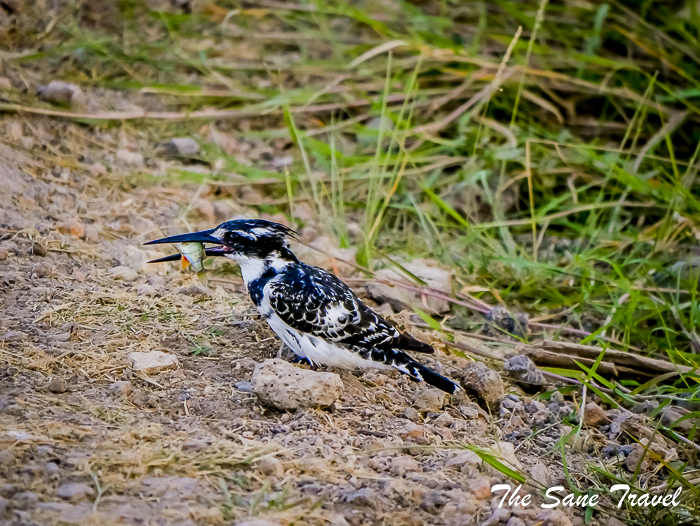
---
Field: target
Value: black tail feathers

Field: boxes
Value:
[370,348,461,394]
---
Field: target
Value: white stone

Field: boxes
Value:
[127,351,179,374]
[110,266,138,281]
[251,359,343,410]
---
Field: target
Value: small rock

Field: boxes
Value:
[32,242,47,257]
[158,137,200,156]
[47,377,68,394]
[127,351,179,374]
[187,284,208,296]
[504,355,545,385]
[482,306,528,338]
[483,508,510,526]
[235,381,252,392]
[136,284,157,296]
[625,443,650,472]
[130,389,150,408]
[116,149,144,168]
[73,269,86,282]
[110,381,131,397]
[0,247,7,260]
[251,359,343,410]
[89,162,107,177]
[146,274,165,288]
[507,518,526,526]
[257,457,283,477]
[110,266,139,281]
[56,483,95,503]
[413,388,445,412]
[525,400,546,413]
[57,218,84,239]
[467,477,492,499]
[37,81,83,106]
[0,450,15,466]
[445,450,481,471]
[529,461,551,487]
[32,261,53,278]
[1,331,27,342]
[346,487,378,507]
[13,491,38,510]
[460,362,503,411]
[433,412,454,427]
[83,225,99,244]
[536,509,573,526]
[583,402,609,427]
[390,455,421,476]
[403,407,420,421]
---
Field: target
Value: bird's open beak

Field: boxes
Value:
[144,229,230,267]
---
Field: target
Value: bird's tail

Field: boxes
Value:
[371,348,461,394]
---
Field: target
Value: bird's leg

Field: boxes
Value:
[277,342,312,367]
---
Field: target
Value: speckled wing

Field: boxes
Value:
[267,264,434,353]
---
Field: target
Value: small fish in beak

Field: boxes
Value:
[177,242,205,273]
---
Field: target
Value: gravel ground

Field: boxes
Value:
[0,118,685,526]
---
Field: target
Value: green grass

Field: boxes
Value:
[2,0,700,523]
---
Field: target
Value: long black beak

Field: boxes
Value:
[143,230,222,246]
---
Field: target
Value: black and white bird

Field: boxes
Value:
[145,219,460,393]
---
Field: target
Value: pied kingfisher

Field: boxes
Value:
[145,219,460,393]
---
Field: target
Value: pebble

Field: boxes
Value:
[116,149,144,168]
[158,137,200,156]
[32,242,47,257]
[0,246,7,260]
[504,354,545,385]
[256,457,283,477]
[583,402,609,427]
[128,351,179,374]
[84,225,99,244]
[13,491,38,510]
[110,266,139,281]
[413,388,445,412]
[146,274,165,288]
[433,412,454,427]
[47,377,68,394]
[403,407,420,421]
[346,487,378,507]
[110,381,132,397]
[31,261,53,278]
[460,362,504,411]
[251,359,343,410]
[467,477,492,499]
[56,482,95,503]
[37,81,83,106]
[444,450,481,471]
[136,284,157,296]
[235,381,252,392]
[129,389,150,408]
[1,331,27,342]
[390,455,421,476]
[0,450,15,466]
